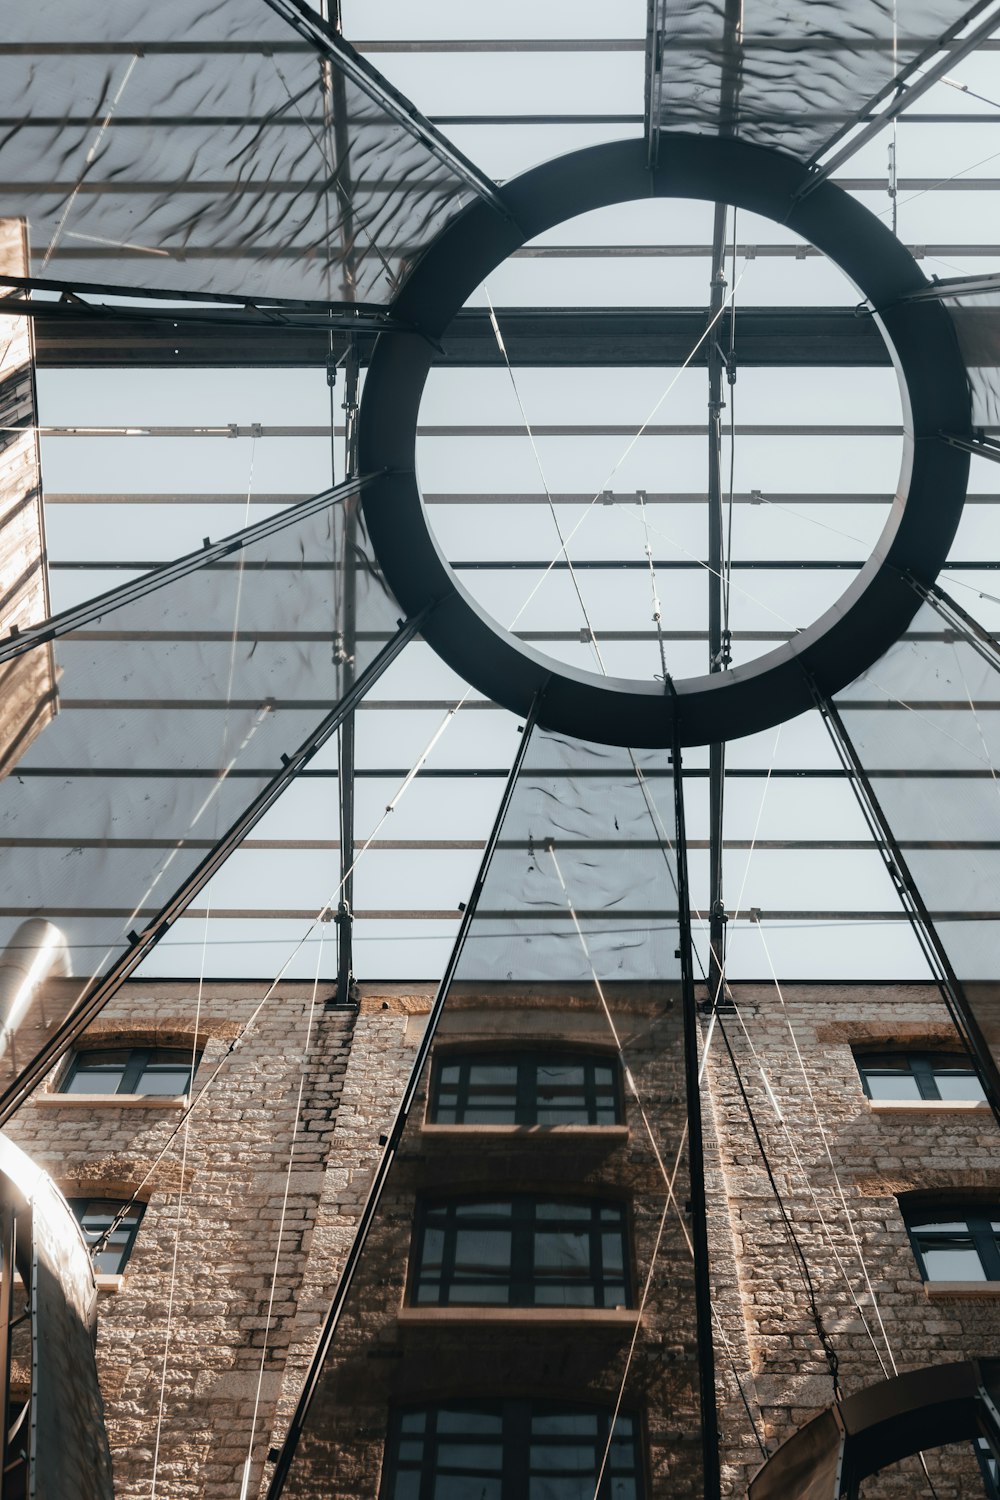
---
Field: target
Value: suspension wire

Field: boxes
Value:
[270,57,398,292]
[239,927,328,1500]
[41,53,139,269]
[149,906,209,1500]
[639,491,670,683]
[545,843,679,1197]
[544,843,768,1483]
[942,73,1000,110]
[485,288,605,672]
[150,433,263,1494]
[715,749,917,1383]
[722,990,893,1378]
[948,635,1000,799]
[889,0,900,236]
[715,1009,843,1401]
[752,920,898,1373]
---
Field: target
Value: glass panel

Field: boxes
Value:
[650,1,982,161]
[921,1243,987,1281]
[280,724,681,1492]
[0,491,404,1111]
[835,593,1000,1096]
[134,1069,191,1096]
[865,1073,922,1101]
[935,1073,987,1102]
[63,1054,128,1094]
[0,0,476,306]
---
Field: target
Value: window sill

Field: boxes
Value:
[923,1281,1000,1299]
[868,1099,990,1113]
[95,1274,124,1294]
[36,1093,188,1109]
[420,1124,630,1141]
[397,1307,637,1326]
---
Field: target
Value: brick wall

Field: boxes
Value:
[274,981,705,1500]
[708,982,1000,1497]
[7,979,421,1500]
[7,977,1000,1498]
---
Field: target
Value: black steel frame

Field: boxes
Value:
[264,691,541,1499]
[407,1196,630,1309]
[0,475,375,668]
[358,134,971,748]
[0,614,423,1125]
[812,686,1000,1131]
[672,699,722,1499]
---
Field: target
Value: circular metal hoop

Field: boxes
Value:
[359,135,971,748]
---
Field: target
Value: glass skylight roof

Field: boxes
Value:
[0,0,998,1008]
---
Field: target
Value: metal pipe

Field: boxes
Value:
[0,919,70,1061]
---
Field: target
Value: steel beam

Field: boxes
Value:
[671,712,721,1498]
[803,1,1000,185]
[30,304,894,369]
[707,204,730,1008]
[0,475,373,668]
[335,339,360,1005]
[0,614,424,1126]
[813,686,1000,1131]
[261,0,511,223]
[264,695,541,1500]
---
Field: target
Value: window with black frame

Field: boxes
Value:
[381,1402,643,1499]
[902,1203,1000,1282]
[68,1199,145,1275]
[855,1050,985,1102]
[410,1196,630,1307]
[429,1050,621,1125]
[975,1436,1000,1499]
[60,1046,200,1097]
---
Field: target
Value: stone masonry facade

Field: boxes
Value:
[4,977,1000,1497]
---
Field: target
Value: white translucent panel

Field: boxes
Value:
[373,50,643,122]
[38,435,334,499]
[420,366,710,426]
[702,917,930,981]
[921,1246,987,1281]
[936,1074,987,1101]
[38,366,331,427]
[342,1,646,41]
[866,1074,923,1100]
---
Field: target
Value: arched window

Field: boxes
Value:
[854,1049,984,1102]
[902,1201,1000,1282]
[60,1045,200,1097]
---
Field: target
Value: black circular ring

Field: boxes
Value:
[359,135,971,748]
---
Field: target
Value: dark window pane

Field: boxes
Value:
[61,1046,197,1096]
[64,1064,126,1095]
[865,1072,922,1101]
[935,1072,986,1102]
[858,1050,987,1102]
[431,1053,620,1127]
[903,1204,1000,1283]
[412,1199,628,1308]
[69,1198,144,1275]
[385,1406,642,1500]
